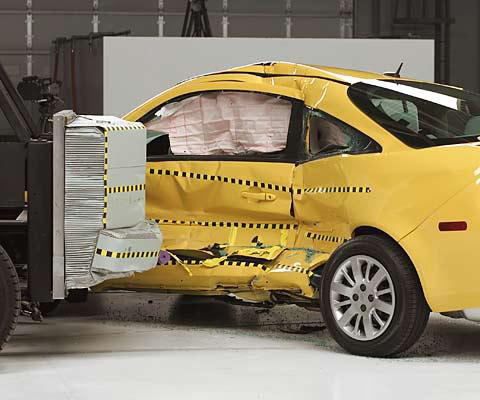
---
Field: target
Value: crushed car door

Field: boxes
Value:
[134,83,306,291]
[292,108,382,256]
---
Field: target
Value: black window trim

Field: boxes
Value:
[346,80,480,149]
[141,90,305,164]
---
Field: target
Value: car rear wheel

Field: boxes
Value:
[0,245,20,351]
[320,235,429,357]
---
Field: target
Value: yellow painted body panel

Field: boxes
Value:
[95,62,480,312]
[400,179,480,312]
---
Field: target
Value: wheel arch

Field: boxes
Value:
[351,225,430,310]
[352,225,399,242]
[310,226,402,276]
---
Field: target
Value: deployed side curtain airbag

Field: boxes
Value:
[145,91,292,155]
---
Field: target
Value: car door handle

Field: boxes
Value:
[241,192,276,202]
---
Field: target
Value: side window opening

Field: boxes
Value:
[308,110,381,157]
[348,81,480,148]
[145,91,292,157]
[146,131,171,155]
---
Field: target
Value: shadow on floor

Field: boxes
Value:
[6,293,480,361]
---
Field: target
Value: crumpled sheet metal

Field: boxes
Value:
[146,160,296,231]
[94,242,323,300]
[96,152,327,297]
[86,221,162,287]
[231,245,284,260]
[95,137,339,299]
[145,91,291,155]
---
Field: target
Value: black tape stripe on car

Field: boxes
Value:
[148,168,290,192]
[163,258,312,275]
[265,264,314,277]
[306,231,350,243]
[296,186,372,194]
[155,219,298,230]
[164,258,267,270]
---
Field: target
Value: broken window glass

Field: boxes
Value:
[309,110,380,156]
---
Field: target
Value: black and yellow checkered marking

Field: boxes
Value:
[106,184,146,194]
[269,264,314,277]
[102,123,144,131]
[155,219,298,230]
[148,168,290,192]
[148,168,372,197]
[156,219,189,225]
[295,186,371,195]
[162,258,318,276]
[219,259,266,269]
[162,257,314,276]
[102,130,109,228]
[306,231,349,243]
[164,258,267,270]
[95,248,160,259]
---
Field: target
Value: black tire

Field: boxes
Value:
[0,245,20,351]
[320,235,430,357]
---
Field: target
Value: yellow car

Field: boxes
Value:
[97,61,480,357]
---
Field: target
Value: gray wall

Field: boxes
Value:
[104,37,433,116]
[355,0,480,92]
[0,0,478,90]
[0,0,344,86]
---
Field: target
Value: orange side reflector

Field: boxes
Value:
[438,221,467,231]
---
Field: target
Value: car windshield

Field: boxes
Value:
[348,80,480,148]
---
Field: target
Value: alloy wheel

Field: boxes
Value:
[329,255,396,341]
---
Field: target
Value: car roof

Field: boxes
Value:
[124,60,436,125]
[219,61,389,82]
[175,60,435,91]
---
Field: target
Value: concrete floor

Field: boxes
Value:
[1,293,480,400]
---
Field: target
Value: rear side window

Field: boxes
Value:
[370,98,419,133]
[348,80,480,148]
[308,110,381,157]
[144,91,292,157]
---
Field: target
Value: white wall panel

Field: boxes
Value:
[104,37,434,117]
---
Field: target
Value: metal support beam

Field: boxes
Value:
[92,0,99,33]
[28,140,53,302]
[372,0,380,37]
[339,0,354,38]
[51,111,77,300]
[158,0,164,37]
[25,0,33,76]
[285,0,292,38]
[394,0,452,84]
[434,0,450,84]
[222,0,228,38]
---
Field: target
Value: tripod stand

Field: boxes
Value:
[181,0,212,37]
